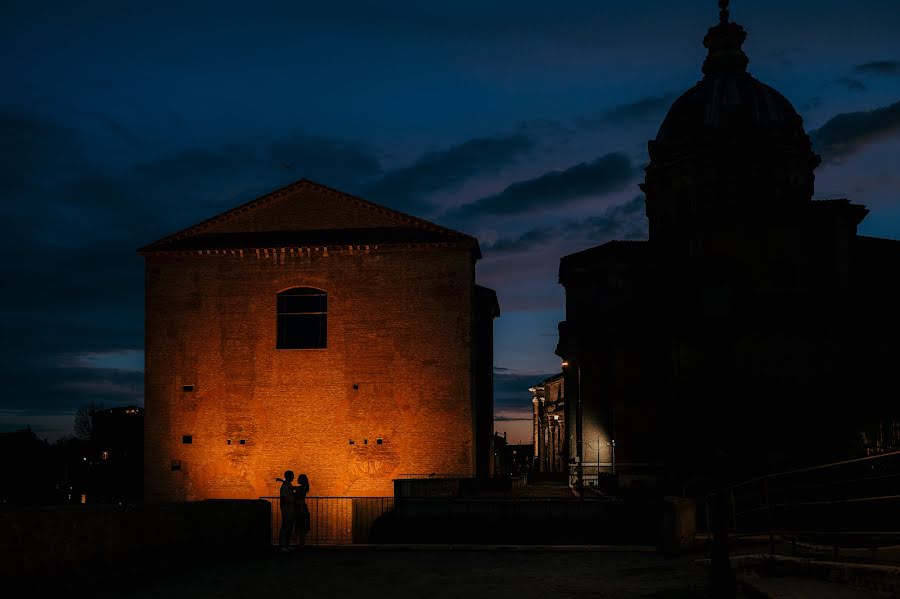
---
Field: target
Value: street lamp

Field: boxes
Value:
[562,359,583,496]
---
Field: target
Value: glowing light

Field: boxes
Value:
[561,360,570,368]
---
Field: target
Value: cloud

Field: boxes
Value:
[446,152,635,222]
[578,93,677,127]
[493,370,558,411]
[362,134,535,214]
[852,60,900,76]
[57,350,144,372]
[836,77,867,92]
[0,110,85,196]
[494,412,533,422]
[52,379,143,399]
[486,228,555,254]
[799,97,823,113]
[484,195,647,255]
[810,99,900,162]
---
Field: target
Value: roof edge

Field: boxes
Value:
[138,178,482,258]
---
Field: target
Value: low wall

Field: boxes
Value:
[0,500,270,588]
[371,497,696,546]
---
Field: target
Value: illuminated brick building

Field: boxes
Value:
[557,9,900,490]
[141,179,498,502]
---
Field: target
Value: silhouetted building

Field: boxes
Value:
[0,428,53,505]
[141,179,499,501]
[530,374,567,473]
[492,432,508,476]
[475,287,501,478]
[556,10,900,491]
[90,406,143,503]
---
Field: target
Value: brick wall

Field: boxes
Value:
[145,245,477,502]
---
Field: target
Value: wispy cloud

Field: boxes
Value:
[57,349,144,372]
[364,134,535,214]
[445,152,635,222]
[484,195,646,255]
[810,99,900,162]
[852,60,900,76]
[52,380,142,398]
[836,77,867,92]
[578,93,677,128]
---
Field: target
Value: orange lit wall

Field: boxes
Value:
[144,244,477,501]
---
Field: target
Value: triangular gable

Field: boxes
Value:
[139,178,477,254]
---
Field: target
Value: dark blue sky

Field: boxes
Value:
[3,1,900,443]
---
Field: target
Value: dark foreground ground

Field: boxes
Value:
[90,547,713,599]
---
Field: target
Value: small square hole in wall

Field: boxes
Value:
[348,439,355,445]
[239,439,246,445]
[182,435,193,444]
[171,460,181,471]
[352,384,359,390]
[182,385,194,392]
[376,438,383,445]
[363,438,368,445]
[227,439,232,445]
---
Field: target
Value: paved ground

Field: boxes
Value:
[91,547,713,599]
[47,544,900,598]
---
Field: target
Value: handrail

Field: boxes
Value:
[728,449,900,491]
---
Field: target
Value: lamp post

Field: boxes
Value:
[562,359,583,496]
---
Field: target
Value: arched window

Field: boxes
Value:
[277,287,327,349]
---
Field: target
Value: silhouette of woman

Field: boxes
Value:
[277,470,296,552]
[294,474,311,546]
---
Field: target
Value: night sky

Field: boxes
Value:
[3,1,900,444]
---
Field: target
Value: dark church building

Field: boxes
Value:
[556,8,900,492]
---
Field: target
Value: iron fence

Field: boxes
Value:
[569,463,666,495]
[260,496,394,545]
[394,474,579,499]
[396,473,472,479]
[699,449,900,563]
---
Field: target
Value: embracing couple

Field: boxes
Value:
[278,470,311,551]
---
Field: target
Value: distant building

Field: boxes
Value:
[556,11,900,491]
[530,374,566,474]
[492,432,508,477]
[91,406,143,503]
[141,179,499,502]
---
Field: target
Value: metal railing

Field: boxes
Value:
[396,473,472,479]
[700,450,900,563]
[394,474,580,499]
[570,463,665,495]
[260,496,394,545]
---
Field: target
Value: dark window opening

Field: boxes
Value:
[363,438,368,445]
[182,385,194,392]
[376,438,383,445]
[171,460,182,471]
[277,288,327,349]
[183,435,192,444]
[239,439,246,445]
[227,439,232,445]
[352,384,359,390]
[349,439,355,445]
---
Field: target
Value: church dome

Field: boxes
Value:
[642,2,821,244]
[650,11,812,156]
[655,71,806,146]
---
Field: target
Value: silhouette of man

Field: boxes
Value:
[278,470,296,551]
